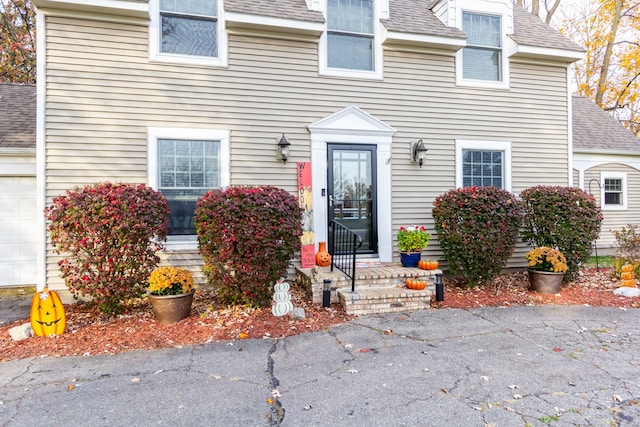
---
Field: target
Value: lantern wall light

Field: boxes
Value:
[411,139,428,168]
[277,133,291,163]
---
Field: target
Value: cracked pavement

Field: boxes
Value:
[1,306,638,426]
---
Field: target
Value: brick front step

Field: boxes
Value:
[296,263,440,315]
[337,286,432,316]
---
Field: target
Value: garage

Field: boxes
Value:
[0,176,37,286]
[0,83,38,287]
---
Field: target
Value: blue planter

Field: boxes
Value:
[400,252,421,268]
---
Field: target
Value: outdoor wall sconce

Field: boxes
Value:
[277,133,291,163]
[411,139,428,168]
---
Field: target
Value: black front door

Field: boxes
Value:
[327,144,377,255]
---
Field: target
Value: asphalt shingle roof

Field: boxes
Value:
[224,0,325,22]
[0,83,36,149]
[573,95,640,153]
[381,0,466,39]
[511,5,583,52]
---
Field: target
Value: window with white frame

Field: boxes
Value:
[462,12,502,81]
[150,0,226,67]
[601,172,627,210]
[456,140,511,190]
[326,0,374,71]
[149,129,229,241]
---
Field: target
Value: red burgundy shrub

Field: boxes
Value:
[194,186,302,307]
[433,186,524,287]
[45,182,169,314]
[520,185,602,280]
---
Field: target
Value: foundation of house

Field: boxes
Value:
[296,263,440,316]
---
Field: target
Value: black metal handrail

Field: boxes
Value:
[329,220,363,292]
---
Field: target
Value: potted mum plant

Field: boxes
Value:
[148,266,195,324]
[525,246,568,294]
[398,225,431,267]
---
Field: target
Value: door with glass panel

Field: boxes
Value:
[327,144,377,255]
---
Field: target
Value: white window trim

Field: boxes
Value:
[318,0,384,80]
[455,140,512,191]
[148,127,230,250]
[149,0,228,67]
[601,171,627,211]
[455,0,511,90]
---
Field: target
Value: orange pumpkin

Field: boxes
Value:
[315,242,331,267]
[405,278,427,290]
[622,279,637,288]
[30,287,66,336]
[621,272,634,280]
[418,260,439,270]
[622,264,634,273]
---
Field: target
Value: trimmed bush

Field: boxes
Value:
[45,182,169,314]
[194,186,302,307]
[432,186,524,287]
[520,186,602,279]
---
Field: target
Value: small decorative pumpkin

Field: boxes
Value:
[621,271,634,280]
[622,263,634,273]
[418,260,439,270]
[621,279,637,288]
[30,287,66,336]
[315,242,331,267]
[405,278,427,290]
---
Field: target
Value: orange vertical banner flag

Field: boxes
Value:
[297,162,315,268]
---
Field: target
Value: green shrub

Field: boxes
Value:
[432,186,524,287]
[194,186,302,307]
[45,182,169,314]
[520,186,602,280]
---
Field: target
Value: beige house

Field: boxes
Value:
[34,0,583,290]
[572,95,640,252]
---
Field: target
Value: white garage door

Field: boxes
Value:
[0,176,37,286]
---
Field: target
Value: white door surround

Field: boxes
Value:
[308,106,396,262]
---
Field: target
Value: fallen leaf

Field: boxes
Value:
[67,384,75,391]
[358,348,372,353]
[553,347,563,352]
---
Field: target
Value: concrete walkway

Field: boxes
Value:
[1,305,639,426]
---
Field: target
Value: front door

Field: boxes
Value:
[327,144,377,255]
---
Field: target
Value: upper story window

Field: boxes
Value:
[327,0,374,71]
[462,12,502,81]
[320,0,382,79]
[150,0,227,67]
[601,172,627,210]
[160,0,218,57]
[456,140,512,191]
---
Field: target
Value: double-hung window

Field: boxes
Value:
[601,172,627,210]
[160,0,218,57]
[149,128,229,243]
[327,0,374,71]
[151,0,226,66]
[456,140,512,191]
[461,12,502,81]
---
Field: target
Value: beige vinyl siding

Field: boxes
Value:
[582,163,640,252]
[43,16,572,287]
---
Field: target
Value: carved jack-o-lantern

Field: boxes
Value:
[315,242,331,267]
[30,287,66,336]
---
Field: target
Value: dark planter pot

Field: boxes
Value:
[149,290,195,324]
[528,269,564,294]
[400,252,421,268]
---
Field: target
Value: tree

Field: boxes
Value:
[0,0,35,83]
[515,0,563,24]
[561,0,640,135]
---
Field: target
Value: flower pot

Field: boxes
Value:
[400,252,421,268]
[149,290,195,324]
[315,241,331,267]
[528,269,563,294]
